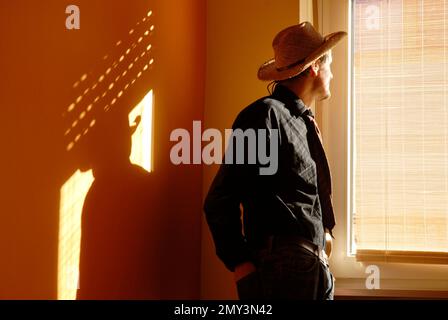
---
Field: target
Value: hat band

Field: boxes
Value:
[275,58,305,72]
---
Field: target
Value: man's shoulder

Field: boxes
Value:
[243,95,286,114]
[233,95,287,128]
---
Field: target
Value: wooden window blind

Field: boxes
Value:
[352,0,448,261]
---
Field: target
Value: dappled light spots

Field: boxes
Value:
[62,9,155,154]
[67,142,74,151]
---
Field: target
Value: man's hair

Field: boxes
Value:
[268,52,331,94]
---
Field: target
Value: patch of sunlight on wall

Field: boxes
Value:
[128,90,154,172]
[58,169,94,300]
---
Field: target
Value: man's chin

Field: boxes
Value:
[319,92,331,101]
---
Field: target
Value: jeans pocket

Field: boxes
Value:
[320,263,335,300]
[236,271,261,300]
[284,246,320,273]
[259,247,321,299]
[326,271,335,300]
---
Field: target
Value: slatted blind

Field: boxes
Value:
[352,0,448,257]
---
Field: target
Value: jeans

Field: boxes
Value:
[236,238,335,300]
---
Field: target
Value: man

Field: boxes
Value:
[204,22,347,300]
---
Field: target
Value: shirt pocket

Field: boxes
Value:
[298,162,317,186]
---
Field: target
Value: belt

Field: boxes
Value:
[265,235,329,266]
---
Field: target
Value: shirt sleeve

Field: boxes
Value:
[203,103,280,272]
[203,160,252,272]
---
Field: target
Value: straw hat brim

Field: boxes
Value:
[257,31,347,81]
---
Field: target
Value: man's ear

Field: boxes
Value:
[309,61,320,76]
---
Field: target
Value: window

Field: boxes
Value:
[316,0,448,290]
[351,0,448,262]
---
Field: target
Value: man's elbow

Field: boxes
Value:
[203,192,228,226]
[203,192,216,217]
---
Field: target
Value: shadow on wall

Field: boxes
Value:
[57,10,161,300]
[77,110,159,300]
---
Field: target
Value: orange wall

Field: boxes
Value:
[201,0,300,299]
[0,0,205,299]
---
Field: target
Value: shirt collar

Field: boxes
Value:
[271,84,313,118]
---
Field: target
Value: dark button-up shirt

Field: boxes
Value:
[203,85,327,272]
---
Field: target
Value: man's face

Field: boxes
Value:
[315,51,333,101]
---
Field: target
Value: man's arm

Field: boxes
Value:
[204,102,279,276]
[203,161,253,273]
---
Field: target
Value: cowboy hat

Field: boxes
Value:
[257,21,347,81]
